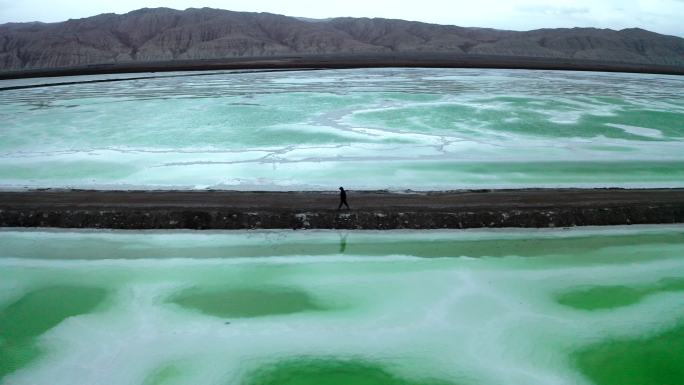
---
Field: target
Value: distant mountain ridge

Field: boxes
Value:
[1,7,683,71]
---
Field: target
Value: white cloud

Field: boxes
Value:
[516,5,590,16]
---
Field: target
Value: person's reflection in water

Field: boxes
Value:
[339,233,348,254]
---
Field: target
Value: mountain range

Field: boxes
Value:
[1,7,683,72]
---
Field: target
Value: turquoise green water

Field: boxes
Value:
[168,287,325,318]
[1,69,683,190]
[1,226,683,385]
[0,286,106,379]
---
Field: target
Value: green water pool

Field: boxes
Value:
[1,226,683,385]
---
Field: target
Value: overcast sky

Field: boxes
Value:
[1,0,683,36]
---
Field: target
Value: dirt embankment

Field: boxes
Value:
[1,189,683,230]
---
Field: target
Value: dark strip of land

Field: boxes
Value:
[1,53,683,80]
[1,189,683,230]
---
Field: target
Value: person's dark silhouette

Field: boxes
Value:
[338,187,350,210]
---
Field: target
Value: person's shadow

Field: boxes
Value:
[339,233,348,254]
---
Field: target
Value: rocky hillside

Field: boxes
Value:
[1,7,683,71]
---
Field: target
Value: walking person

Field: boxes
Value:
[338,187,350,210]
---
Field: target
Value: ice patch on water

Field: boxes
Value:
[605,123,665,139]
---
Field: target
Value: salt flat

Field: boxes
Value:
[1,68,683,191]
[1,226,683,385]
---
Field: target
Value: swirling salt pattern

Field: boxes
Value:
[0,69,683,190]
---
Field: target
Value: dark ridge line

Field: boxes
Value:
[1,53,683,80]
